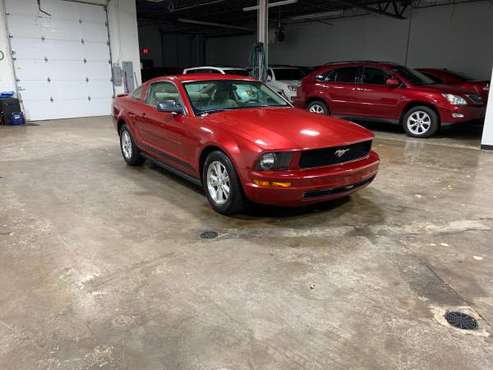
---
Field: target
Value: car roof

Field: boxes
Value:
[146,74,256,84]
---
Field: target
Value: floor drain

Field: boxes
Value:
[200,231,218,240]
[444,311,478,330]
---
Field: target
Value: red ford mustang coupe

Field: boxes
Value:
[112,74,379,214]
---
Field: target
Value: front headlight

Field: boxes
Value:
[256,152,293,170]
[288,85,298,92]
[442,93,467,105]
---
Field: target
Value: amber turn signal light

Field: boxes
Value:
[253,179,291,188]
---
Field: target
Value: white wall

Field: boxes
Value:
[0,0,141,97]
[206,2,493,80]
[107,0,141,93]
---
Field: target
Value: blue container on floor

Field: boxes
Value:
[6,112,25,125]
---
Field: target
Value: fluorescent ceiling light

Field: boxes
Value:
[243,0,298,12]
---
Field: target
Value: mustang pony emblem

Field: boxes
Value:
[335,148,350,158]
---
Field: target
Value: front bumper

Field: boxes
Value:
[243,151,380,206]
[440,105,486,126]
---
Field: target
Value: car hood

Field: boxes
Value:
[203,107,374,150]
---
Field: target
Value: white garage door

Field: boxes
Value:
[5,0,114,121]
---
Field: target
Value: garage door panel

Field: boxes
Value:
[21,99,110,121]
[88,81,114,99]
[84,42,111,62]
[4,0,38,15]
[19,81,89,101]
[84,62,112,80]
[14,60,89,81]
[7,15,81,41]
[20,64,113,83]
[81,23,109,43]
[12,39,86,61]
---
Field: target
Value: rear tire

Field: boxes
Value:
[307,100,329,115]
[119,124,145,166]
[402,106,439,138]
[203,151,244,215]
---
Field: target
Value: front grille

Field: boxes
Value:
[299,140,372,169]
[467,94,483,105]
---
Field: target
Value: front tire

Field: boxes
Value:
[402,106,439,138]
[307,100,329,115]
[119,125,145,166]
[203,151,244,215]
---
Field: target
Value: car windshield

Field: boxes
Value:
[392,66,435,85]
[223,69,250,76]
[183,80,290,114]
[272,68,305,80]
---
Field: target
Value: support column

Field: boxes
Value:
[257,0,268,80]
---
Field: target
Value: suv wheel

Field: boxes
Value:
[120,125,145,166]
[203,151,244,215]
[403,106,439,138]
[307,100,329,115]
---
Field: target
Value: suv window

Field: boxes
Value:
[318,69,336,82]
[362,67,391,85]
[145,82,181,106]
[335,67,360,83]
[131,86,142,100]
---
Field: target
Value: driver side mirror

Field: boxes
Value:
[386,78,400,88]
[156,100,183,115]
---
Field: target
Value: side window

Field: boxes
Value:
[362,67,391,85]
[145,82,181,107]
[320,69,336,82]
[185,69,202,74]
[334,67,360,83]
[131,86,142,100]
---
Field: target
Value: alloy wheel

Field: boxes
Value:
[407,111,432,136]
[121,130,132,159]
[207,161,231,205]
[308,104,325,114]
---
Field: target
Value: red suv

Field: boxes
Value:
[295,61,486,138]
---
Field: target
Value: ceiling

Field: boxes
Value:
[136,0,473,36]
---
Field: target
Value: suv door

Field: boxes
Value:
[316,66,362,116]
[140,81,192,172]
[355,66,402,121]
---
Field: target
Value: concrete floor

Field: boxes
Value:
[1,117,493,369]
